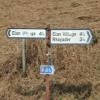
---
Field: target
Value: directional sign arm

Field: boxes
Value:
[6,28,46,39]
[51,29,93,45]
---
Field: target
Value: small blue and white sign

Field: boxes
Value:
[40,65,55,75]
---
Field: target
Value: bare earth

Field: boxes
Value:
[0,0,100,100]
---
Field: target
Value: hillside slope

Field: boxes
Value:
[0,0,100,99]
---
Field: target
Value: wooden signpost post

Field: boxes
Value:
[40,26,55,100]
[45,26,53,100]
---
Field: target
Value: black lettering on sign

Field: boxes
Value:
[63,32,76,37]
[52,37,71,42]
[39,32,44,35]
[12,31,20,35]
[53,32,61,36]
[30,32,36,36]
[80,32,85,36]
[65,38,71,41]
[53,37,57,41]
[63,32,69,36]
[80,37,86,42]
[72,33,76,37]
[22,31,28,35]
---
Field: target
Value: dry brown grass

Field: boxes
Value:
[0,39,99,100]
[0,0,100,99]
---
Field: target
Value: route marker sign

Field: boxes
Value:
[51,29,93,44]
[40,65,55,75]
[7,28,46,39]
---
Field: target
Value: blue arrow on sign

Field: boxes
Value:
[40,65,55,75]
